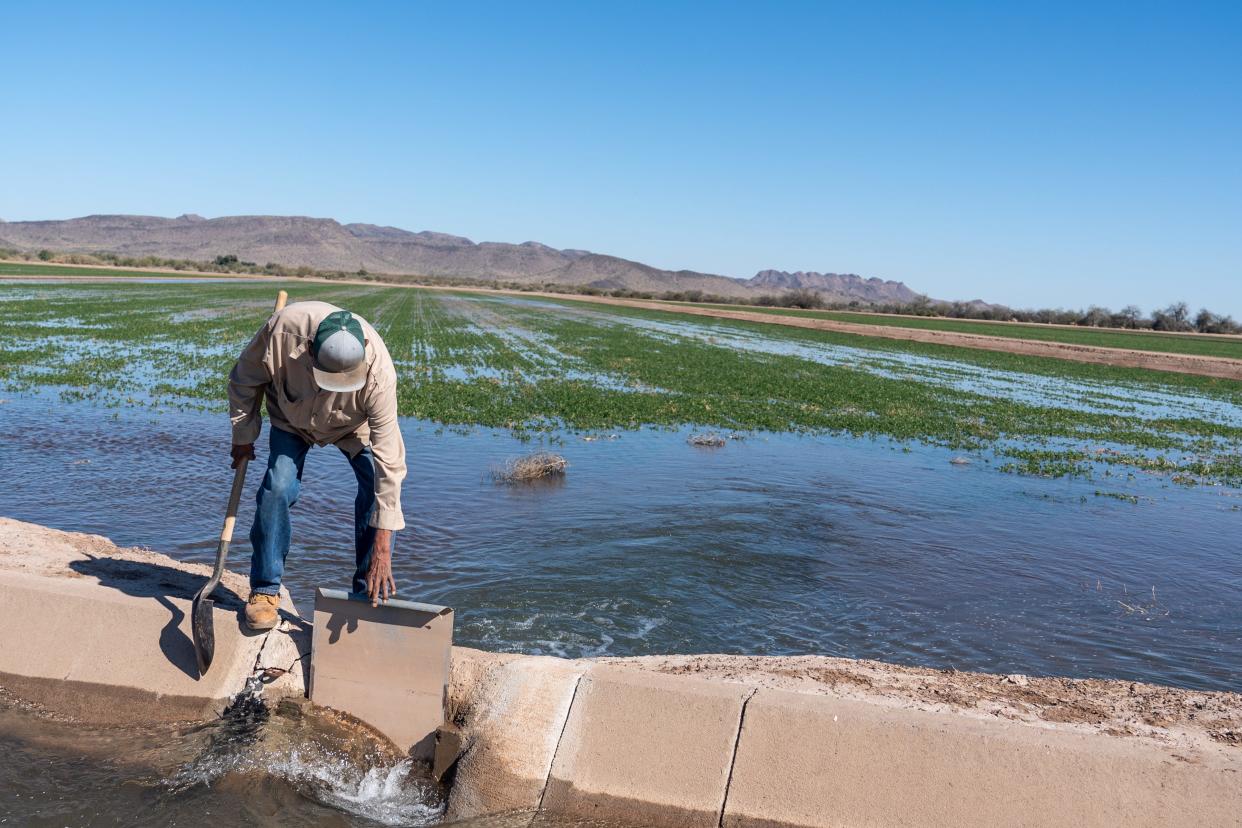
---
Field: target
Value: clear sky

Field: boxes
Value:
[2,2,1239,313]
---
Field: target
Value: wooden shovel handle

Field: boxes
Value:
[220,289,289,544]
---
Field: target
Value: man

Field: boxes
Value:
[228,300,406,631]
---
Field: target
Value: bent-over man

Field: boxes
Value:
[228,300,406,630]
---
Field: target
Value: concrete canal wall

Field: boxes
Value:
[445,650,1242,828]
[0,517,305,722]
[2,517,1240,827]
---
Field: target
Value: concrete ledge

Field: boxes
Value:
[543,664,754,827]
[724,689,1242,828]
[445,648,585,820]
[446,653,1242,828]
[0,517,305,722]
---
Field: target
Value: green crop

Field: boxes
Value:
[0,262,219,279]
[1,281,1240,487]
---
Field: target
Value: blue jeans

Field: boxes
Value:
[249,427,381,596]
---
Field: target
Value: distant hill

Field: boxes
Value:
[0,214,923,303]
[749,269,919,304]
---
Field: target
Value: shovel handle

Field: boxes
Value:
[195,289,290,672]
[218,288,289,548]
[220,460,249,542]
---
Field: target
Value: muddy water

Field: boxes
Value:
[2,392,1239,690]
[0,691,616,827]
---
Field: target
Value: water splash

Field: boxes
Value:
[264,752,442,826]
[166,694,444,826]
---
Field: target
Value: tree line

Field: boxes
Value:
[860,296,1240,334]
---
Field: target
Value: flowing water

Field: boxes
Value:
[0,689,617,827]
[2,389,1240,824]
[2,392,1239,686]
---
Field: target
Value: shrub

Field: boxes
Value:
[491,452,568,482]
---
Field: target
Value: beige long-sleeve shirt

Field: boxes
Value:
[228,300,407,531]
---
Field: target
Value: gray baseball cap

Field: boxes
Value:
[311,310,368,392]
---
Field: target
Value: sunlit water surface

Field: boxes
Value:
[3,393,1238,686]
[2,392,1240,825]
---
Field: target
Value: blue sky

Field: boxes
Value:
[2,2,1239,313]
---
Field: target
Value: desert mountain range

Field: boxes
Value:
[0,214,921,303]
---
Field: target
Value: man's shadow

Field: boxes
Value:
[69,554,248,680]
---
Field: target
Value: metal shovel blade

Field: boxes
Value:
[191,591,216,676]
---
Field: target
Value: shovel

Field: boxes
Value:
[192,289,288,676]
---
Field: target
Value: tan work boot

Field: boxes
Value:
[245,593,281,631]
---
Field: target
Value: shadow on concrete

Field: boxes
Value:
[69,554,247,680]
[279,613,313,650]
[320,592,448,644]
[324,611,359,644]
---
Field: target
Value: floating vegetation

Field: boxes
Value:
[1117,586,1170,618]
[1094,490,1140,504]
[492,451,569,483]
[1,281,1241,486]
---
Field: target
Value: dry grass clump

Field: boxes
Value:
[492,451,569,483]
[687,432,726,448]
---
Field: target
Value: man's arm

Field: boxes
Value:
[364,363,407,605]
[365,369,407,532]
[228,321,273,461]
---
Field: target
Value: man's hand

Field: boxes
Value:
[231,443,256,469]
[366,528,396,606]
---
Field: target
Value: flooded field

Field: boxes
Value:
[1,282,1241,690]
[2,280,1241,824]
[684,301,1242,359]
[2,281,1241,483]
